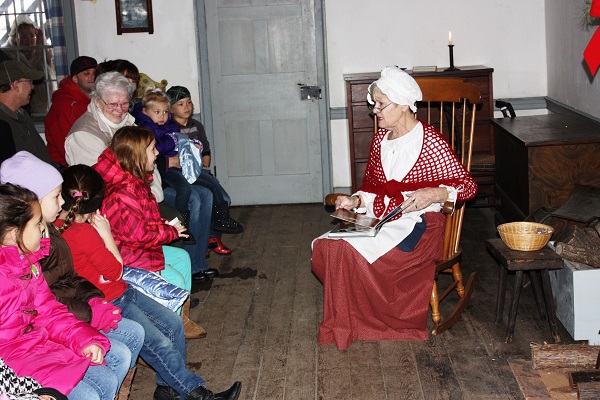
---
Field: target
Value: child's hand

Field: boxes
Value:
[89,298,122,332]
[83,344,104,364]
[89,211,113,240]
[175,222,189,239]
[168,154,182,169]
[167,218,189,238]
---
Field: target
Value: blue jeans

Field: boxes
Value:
[105,317,145,370]
[68,363,119,400]
[112,286,205,397]
[193,170,231,205]
[69,320,142,399]
[163,170,194,212]
[164,183,212,273]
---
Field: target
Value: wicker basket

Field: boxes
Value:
[497,222,554,251]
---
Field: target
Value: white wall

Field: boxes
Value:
[74,0,201,107]
[545,0,600,119]
[325,0,548,188]
[74,0,549,190]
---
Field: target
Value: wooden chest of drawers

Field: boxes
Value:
[344,65,494,192]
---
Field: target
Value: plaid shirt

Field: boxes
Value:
[94,148,179,272]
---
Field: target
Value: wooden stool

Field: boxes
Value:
[486,238,563,344]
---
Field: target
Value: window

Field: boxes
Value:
[1,0,60,116]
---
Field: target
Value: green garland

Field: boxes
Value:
[584,0,600,26]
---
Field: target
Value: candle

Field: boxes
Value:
[448,31,452,46]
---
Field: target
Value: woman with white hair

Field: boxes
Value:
[311,66,478,350]
[65,72,136,167]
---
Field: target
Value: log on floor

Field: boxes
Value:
[577,381,600,399]
[531,343,600,370]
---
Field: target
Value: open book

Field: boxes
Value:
[328,199,413,237]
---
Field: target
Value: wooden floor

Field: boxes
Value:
[130,204,574,400]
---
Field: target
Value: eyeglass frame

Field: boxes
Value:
[98,96,132,111]
[368,102,393,113]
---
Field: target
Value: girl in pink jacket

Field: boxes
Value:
[0,184,113,400]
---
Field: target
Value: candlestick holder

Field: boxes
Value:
[445,44,460,71]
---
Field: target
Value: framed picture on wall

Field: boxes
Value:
[115,0,154,35]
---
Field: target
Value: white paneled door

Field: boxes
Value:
[204,0,325,205]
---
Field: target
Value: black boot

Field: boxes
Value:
[184,386,212,400]
[212,202,243,234]
[185,382,241,400]
[213,382,241,400]
[179,210,197,245]
[154,385,180,400]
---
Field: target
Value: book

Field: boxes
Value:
[328,200,413,237]
[412,65,437,72]
[328,220,379,237]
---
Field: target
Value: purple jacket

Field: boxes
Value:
[131,102,180,157]
[0,239,110,394]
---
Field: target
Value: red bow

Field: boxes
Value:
[584,0,600,76]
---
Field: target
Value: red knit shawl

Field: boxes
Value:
[358,122,478,219]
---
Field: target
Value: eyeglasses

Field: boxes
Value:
[99,96,132,111]
[368,102,393,113]
[16,79,33,85]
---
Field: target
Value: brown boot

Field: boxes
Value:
[182,298,207,339]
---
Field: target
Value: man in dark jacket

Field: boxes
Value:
[0,60,51,166]
[44,56,97,167]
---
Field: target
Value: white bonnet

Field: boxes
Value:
[367,66,422,113]
[9,15,38,39]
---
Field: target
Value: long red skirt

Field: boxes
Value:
[312,212,445,350]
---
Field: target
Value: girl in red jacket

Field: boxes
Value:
[93,126,206,340]
[94,126,191,289]
[0,184,114,400]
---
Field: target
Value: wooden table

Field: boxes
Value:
[486,238,563,343]
[492,113,600,223]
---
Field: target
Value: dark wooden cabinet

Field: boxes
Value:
[344,65,494,192]
[493,113,600,223]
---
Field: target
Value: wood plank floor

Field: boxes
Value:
[130,204,575,399]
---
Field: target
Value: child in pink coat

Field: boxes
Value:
[0,184,112,399]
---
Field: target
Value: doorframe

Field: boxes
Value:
[193,0,332,198]
[193,1,215,157]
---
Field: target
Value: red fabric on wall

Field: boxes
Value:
[591,0,600,17]
[585,0,600,76]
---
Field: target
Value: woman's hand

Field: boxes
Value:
[89,211,113,241]
[402,187,448,212]
[335,195,360,210]
[83,344,104,364]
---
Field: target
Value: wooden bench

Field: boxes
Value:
[486,238,563,343]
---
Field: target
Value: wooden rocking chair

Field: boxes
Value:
[414,77,481,335]
[325,77,481,336]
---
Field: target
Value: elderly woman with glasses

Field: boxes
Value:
[65,71,135,167]
[311,66,478,350]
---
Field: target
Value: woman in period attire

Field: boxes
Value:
[311,66,477,350]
